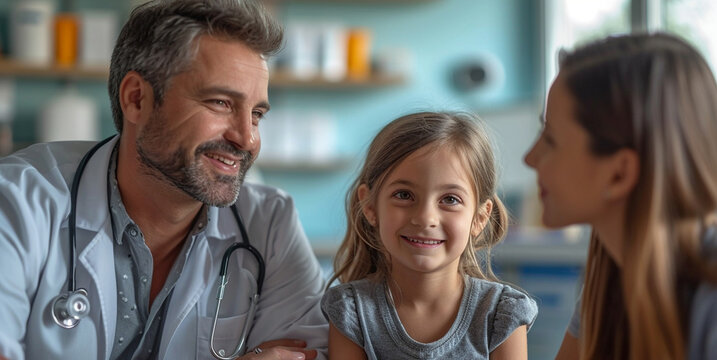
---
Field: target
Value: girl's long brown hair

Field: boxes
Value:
[560,33,717,359]
[329,112,509,286]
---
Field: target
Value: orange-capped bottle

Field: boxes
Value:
[347,28,371,80]
[55,14,78,67]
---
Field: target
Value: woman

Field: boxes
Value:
[525,33,717,359]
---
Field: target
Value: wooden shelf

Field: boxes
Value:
[0,61,406,89]
[269,71,406,89]
[0,60,109,81]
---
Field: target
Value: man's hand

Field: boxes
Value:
[239,339,318,360]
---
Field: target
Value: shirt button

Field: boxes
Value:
[129,228,138,237]
[218,349,225,356]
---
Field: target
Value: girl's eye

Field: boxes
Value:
[441,195,462,205]
[392,191,412,200]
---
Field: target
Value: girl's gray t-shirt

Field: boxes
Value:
[321,277,538,359]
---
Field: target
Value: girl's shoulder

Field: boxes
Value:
[321,278,383,314]
[465,277,538,350]
[467,277,537,311]
[320,278,384,349]
[323,278,380,299]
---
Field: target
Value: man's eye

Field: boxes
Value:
[208,99,230,109]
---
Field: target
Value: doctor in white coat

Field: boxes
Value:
[0,0,328,359]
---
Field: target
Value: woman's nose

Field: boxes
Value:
[524,141,540,169]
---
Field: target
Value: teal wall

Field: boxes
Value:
[0,0,541,248]
[268,0,541,248]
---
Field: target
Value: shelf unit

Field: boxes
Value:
[0,59,109,81]
[0,60,406,89]
[269,71,405,89]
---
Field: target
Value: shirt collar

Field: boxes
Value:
[107,144,133,245]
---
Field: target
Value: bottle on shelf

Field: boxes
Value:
[0,80,15,156]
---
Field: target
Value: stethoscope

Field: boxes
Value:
[50,136,265,360]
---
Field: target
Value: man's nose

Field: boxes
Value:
[226,111,258,150]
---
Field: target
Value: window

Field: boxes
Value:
[542,0,631,89]
[663,0,717,72]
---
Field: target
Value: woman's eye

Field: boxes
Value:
[540,131,555,146]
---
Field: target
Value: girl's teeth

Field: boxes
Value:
[406,237,441,245]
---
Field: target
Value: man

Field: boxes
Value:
[0,0,328,359]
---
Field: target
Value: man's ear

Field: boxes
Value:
[119,71,154,127]
[602,148,640,202]
[471,199,493,237]
[357,184,377,226]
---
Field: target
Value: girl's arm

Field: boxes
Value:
[554,331,579,360]
[328,322,367,360]
[490,325,527,360]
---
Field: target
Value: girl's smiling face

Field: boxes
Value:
[361,144,491,277]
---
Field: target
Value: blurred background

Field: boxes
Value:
[0,0,715,358]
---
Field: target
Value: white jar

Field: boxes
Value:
[38,87,98,143]
[10,1,54,65]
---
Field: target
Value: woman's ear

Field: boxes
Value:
[119,71,154,127]
[471,198,493,237]
[602,148,640,202]
[357,184,377,226]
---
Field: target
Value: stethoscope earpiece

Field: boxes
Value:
[51,288,91,329]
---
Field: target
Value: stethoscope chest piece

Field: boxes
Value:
[51,288,91,329]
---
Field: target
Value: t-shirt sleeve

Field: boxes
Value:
[489,285,539,351]
[321,284,364,347]
[689,283,717,360]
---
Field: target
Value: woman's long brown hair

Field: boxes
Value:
[561,33,717,359]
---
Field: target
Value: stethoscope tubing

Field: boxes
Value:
[68,135,116,293]
[58,135,265,359]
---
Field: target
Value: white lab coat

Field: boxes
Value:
[0,138,329,359]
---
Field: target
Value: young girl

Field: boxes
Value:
[525,33,717,360]
[321,111,537,359]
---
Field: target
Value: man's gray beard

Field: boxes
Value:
[136,138,253,207]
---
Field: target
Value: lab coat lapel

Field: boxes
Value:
[159,207,233,356]
[158,236,214,356]
[77,225,117,360]
[73,136,119,360]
